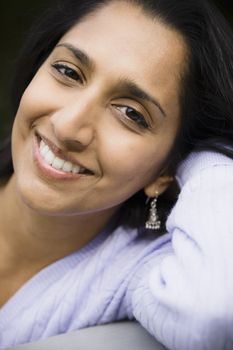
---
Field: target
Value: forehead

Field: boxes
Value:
[56,1,188,115]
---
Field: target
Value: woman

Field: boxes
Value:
[0,0,233,349]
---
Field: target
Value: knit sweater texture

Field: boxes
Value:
[0,150,232,350]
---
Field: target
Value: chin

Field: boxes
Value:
[15,177,66,216]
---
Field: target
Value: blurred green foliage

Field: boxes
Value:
[0,0,232,137]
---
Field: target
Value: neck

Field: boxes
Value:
[0,175,118,270]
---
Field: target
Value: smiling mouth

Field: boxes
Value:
[36,134,93,175]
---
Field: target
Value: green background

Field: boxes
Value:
[0,0,232,136]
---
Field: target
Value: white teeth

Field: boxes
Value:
[41,144,49,157]
[62,161,73,172]
[39,140,45,151]
[44,150,55,165]
[52,157,65,170]
[72,165,81,174]
[39,139,87,174]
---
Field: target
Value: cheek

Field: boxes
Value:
[14,66,60,128]
[97,117,180,195]
[12,89,43,139]
[98,130,164,188]
[11,90,38,168]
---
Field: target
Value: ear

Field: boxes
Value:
[144,175,174,198]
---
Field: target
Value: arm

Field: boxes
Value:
[129,151,233,350]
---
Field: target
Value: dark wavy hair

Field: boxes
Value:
[1,0,233,233]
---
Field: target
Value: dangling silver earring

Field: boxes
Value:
[145,192,161,230]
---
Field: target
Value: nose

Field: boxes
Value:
[50,96,99,150]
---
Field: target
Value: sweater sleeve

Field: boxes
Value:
[129,151,233,350]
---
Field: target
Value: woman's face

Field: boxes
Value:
[11,1,187,217]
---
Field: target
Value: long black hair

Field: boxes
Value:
[1,0,233,232]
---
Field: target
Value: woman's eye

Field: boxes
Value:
[52,63,83,83]
[116,106,149,129]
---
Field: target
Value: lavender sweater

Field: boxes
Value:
[0,151,233,350]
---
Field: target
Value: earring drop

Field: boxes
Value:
[145,192,161,230]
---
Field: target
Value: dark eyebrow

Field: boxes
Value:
[55,43,166,117]
[56,43,95,71]
[116,79,166,117]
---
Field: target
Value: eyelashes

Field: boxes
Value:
[51,62,150,130]
[114,106,149,129]
[52,63,84,83]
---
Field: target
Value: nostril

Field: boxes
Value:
[50,106,95,148]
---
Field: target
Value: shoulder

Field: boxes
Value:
[176,149,233,188]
